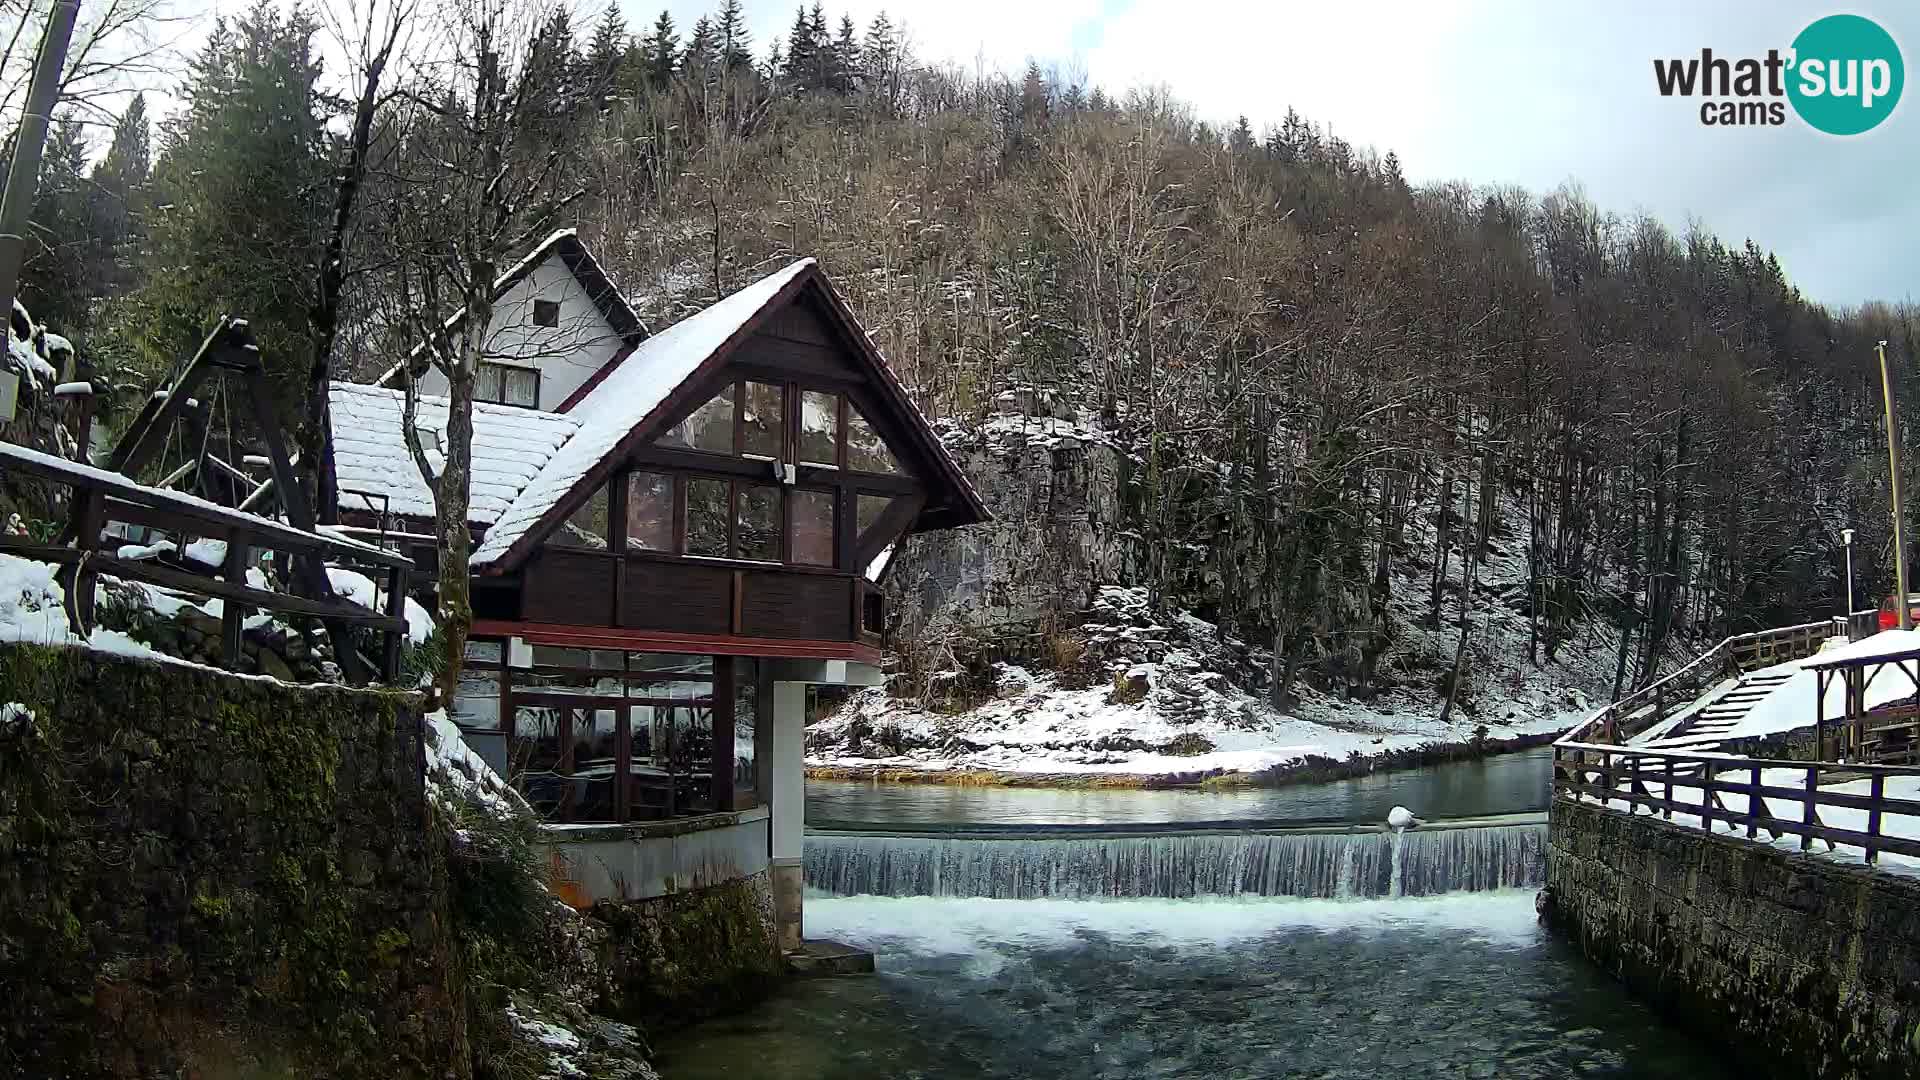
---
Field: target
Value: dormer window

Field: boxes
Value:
[532,299,561,327]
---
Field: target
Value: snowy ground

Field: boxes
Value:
[812,527,1630,779]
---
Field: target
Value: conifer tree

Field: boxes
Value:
[17,118,94,331]
[781,6,816,89]
[88,93,151,298]
[586,5,629,100]
[643,10,678,87]
[133,3,329,401]
[831,15,859,94]
[684,16,719,80]
[716,0,753,73]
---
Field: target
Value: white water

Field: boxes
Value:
[804,821,1545,899]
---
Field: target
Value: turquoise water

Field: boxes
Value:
[656,892,1732,1079]
[805,748,1553,828]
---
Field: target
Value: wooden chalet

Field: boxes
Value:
[327,239,988,940]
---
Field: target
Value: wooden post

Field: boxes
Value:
[1747,764,1760,838]
[1663,757,1675,819]
[1701,759,1716,834]
[1867,772,1886,865]
[381,564,407,682]
[1802,765,1817,851]
[712,656,736,811]
[58,488,105,632]
[219,540,251,670]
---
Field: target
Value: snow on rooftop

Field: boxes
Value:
[1805,627,1920,668]
[328,382,580,524]
[471,258,816,565]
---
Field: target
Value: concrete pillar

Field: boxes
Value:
[769,680,806,952]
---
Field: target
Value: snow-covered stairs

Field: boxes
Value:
[1657,669,1798,747]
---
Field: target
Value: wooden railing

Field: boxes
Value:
[1559,621,1837,747]
[0,440,414,682]
[1552,741,1920,864]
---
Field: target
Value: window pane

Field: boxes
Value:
[737,484,781,561]
[570,707,620,821]
[504,367,539,407]
[686,478,729,557]
[733,658,758,808]
[742,381,784,459]
[476,362,504,404]
[549,484,609,549]
[510,704,567,819]
[668,703,715,815]
[847,407,904,474]
[661,383,735,453]
[792,489,835,566]
[629,652,714,676]
[857,493,891,538]
[625,471,673,551]
[799,390,838,467]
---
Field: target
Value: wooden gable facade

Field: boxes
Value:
[469,269,986,665]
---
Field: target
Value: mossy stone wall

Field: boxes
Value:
[593,870,784,1030]
[0,642,465,1078]
[1544,799,1920,1080]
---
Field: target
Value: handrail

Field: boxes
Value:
[1552,740,1920,865]
[1557,620,1837,747]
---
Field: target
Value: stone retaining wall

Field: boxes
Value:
[0,641,464,1078]
[1544,798,1920,1080]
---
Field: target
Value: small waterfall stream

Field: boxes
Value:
[805,818,1545,900]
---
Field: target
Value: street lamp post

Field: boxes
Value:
[1842,527,1856,624]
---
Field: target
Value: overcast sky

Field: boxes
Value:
[627,0,1915,308]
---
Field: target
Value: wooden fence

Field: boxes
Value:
[1552,741,1920,865]
[0,439,414,682]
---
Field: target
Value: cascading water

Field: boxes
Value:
[804,818,1545,900]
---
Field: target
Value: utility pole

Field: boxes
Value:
[1879,339,1911,629]
[0,0,83,322]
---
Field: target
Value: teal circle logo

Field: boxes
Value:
[1788,14,1903,135]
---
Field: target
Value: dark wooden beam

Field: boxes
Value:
[0,541,407,632]
[109,320,227,478]
[855,492,925,568]
[220,540,250,669]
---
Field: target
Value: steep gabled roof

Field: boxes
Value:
[470,258,990,570]
[375,229,647,387]
[329,382,580,524]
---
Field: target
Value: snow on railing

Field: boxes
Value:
[1551,741,1920,867]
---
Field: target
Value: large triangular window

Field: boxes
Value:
[846,406,904,475]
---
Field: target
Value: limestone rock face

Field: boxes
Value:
[892,402,1128,650]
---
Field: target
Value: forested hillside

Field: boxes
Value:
[14,0,1920,735]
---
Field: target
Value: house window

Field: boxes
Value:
[799,390,839,467]
[663,384,736,453]
[737,484,782,561]
[847,406,904,474]
[550,483,609,549]
[476,361,539,408]
[742,381,784,459]
[533,299,561,327]
[791,489,835,566]
[625,471,673,551]
[685,478,730,557]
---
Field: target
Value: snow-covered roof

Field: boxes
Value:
[1805,628,1920,669]
[328,382,580,524]
[470,258,817,565]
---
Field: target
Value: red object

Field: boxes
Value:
[1878,594,1920,630]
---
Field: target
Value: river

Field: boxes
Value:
[658,749,1732,1078]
